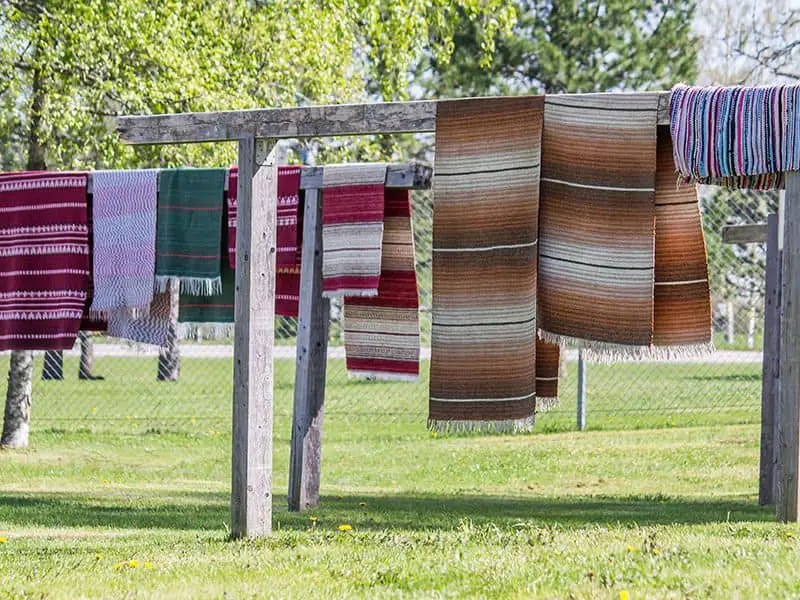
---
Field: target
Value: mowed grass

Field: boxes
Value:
[2,354,763,435]
[0,353,780,597]
[1,424,798,598]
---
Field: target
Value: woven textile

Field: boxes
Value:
[0,171,89,351]
[653,126,713,354]
[343,188,420,381]
[156,168,227,295]
[108,288,171,346]
[90,169,158,315]
[535,339,560,408]
[538,93,659,358]
[80,191,107,332]
[321,164,387,297]
[669,84,800,190]
[227,166,303,269]
[429,96,543,432]
[179,258,235,324]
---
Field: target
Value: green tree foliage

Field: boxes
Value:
[419,0,698,97]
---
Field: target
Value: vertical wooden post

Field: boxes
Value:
[778,172,800,522]
[577,348,587,431]
[231,136,277,538]
[288,187,330,511]
[760,213,780,505]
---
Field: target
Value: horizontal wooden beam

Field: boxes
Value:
[113,92,672,145]
[722,223,768,245]
[299,162,432,190]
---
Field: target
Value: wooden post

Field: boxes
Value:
[778,172,800,522]
[288,187,330,512]
[230,136,277,538]
[577,348,587,431]
[760,213,780,505]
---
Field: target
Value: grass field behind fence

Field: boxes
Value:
[0,354,763,434]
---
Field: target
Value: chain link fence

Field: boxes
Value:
[0,185,774,435]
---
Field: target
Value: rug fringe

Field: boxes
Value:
[347,370,419,382]
[156,276,222,296]
[177,322,235,340]
[646,341,715,361]
[427,415,535,435]
[536,396,560,412]
[322,289,379,299]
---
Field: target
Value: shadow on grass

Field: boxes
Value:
[0,490,772,532]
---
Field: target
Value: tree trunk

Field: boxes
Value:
[41,351,63,380]
[157,283,180,381]
[1,351,33,448]
[3,58,46,447]
[747,297,757,350]
[78,332,99,379]
[726,301,736,345]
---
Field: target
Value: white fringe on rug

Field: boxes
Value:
[156,275,222,296]
[347,370,419,382]
[538,329,715,363]
[321,289,379,299]
[536,396,560,412]
[177,322,235,340]
[427,415,535,435]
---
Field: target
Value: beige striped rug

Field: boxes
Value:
[653,126,713,355]
[429,96,544,432]
[538,93,659,359]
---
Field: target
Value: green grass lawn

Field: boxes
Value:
[1,424,797,598]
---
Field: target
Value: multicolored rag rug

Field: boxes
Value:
[107,288,172,346]
[156,168,227,295]
[343,188,420,381]
[321,164,387,297]
[669,84,800,189]
[653,126,713,355]
[0,171,90,351]
[226,168,238,269]
[537,93,659,359]
[90,169,158,316]
[429,96,543,432]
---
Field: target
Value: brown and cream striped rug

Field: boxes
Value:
[429,96,544,432]
[653,126,713,354]
[537,93,659,359]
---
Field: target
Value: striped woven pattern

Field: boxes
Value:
[535,339,560,408]
[179,258,235,324]
[538,93,659,358]
[90,169,158,315]
[321,164,387,297]
[669,84,800,189]
[0,171,89,351]
[654,126,713,353]
[80,190,107,332]
[429,96,543,432]
[343,188,420,381]
[108,288,171,346]
[156,168,227,295]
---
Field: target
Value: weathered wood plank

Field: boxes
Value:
[760,213,780,505]
[231,136,277,538]
[113,92,672,145]
[778,172,800,522]
[722,223,768,245]
[299,162,433,190]
[288,187,330,512]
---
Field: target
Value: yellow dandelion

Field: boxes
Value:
[620,591,630,600]
[113,562,124,570]
[785,531,796,539]
[359,502,367,507]
[92,407,98,413]
[338,524,353,532]
[0,537,7,544]
[95,553,103,560]
[191,418,197,425]
[144,562,153,569]
[127,559,139,568]
[310,515,318,522]
[653,549,661,555]
[626,545,636,552]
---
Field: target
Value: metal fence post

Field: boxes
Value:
[577,348,587,431]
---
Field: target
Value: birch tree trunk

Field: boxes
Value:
[2,58,46,448]
[725,301,736,344]
[157,283,180,381]
[1,351,33,448]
